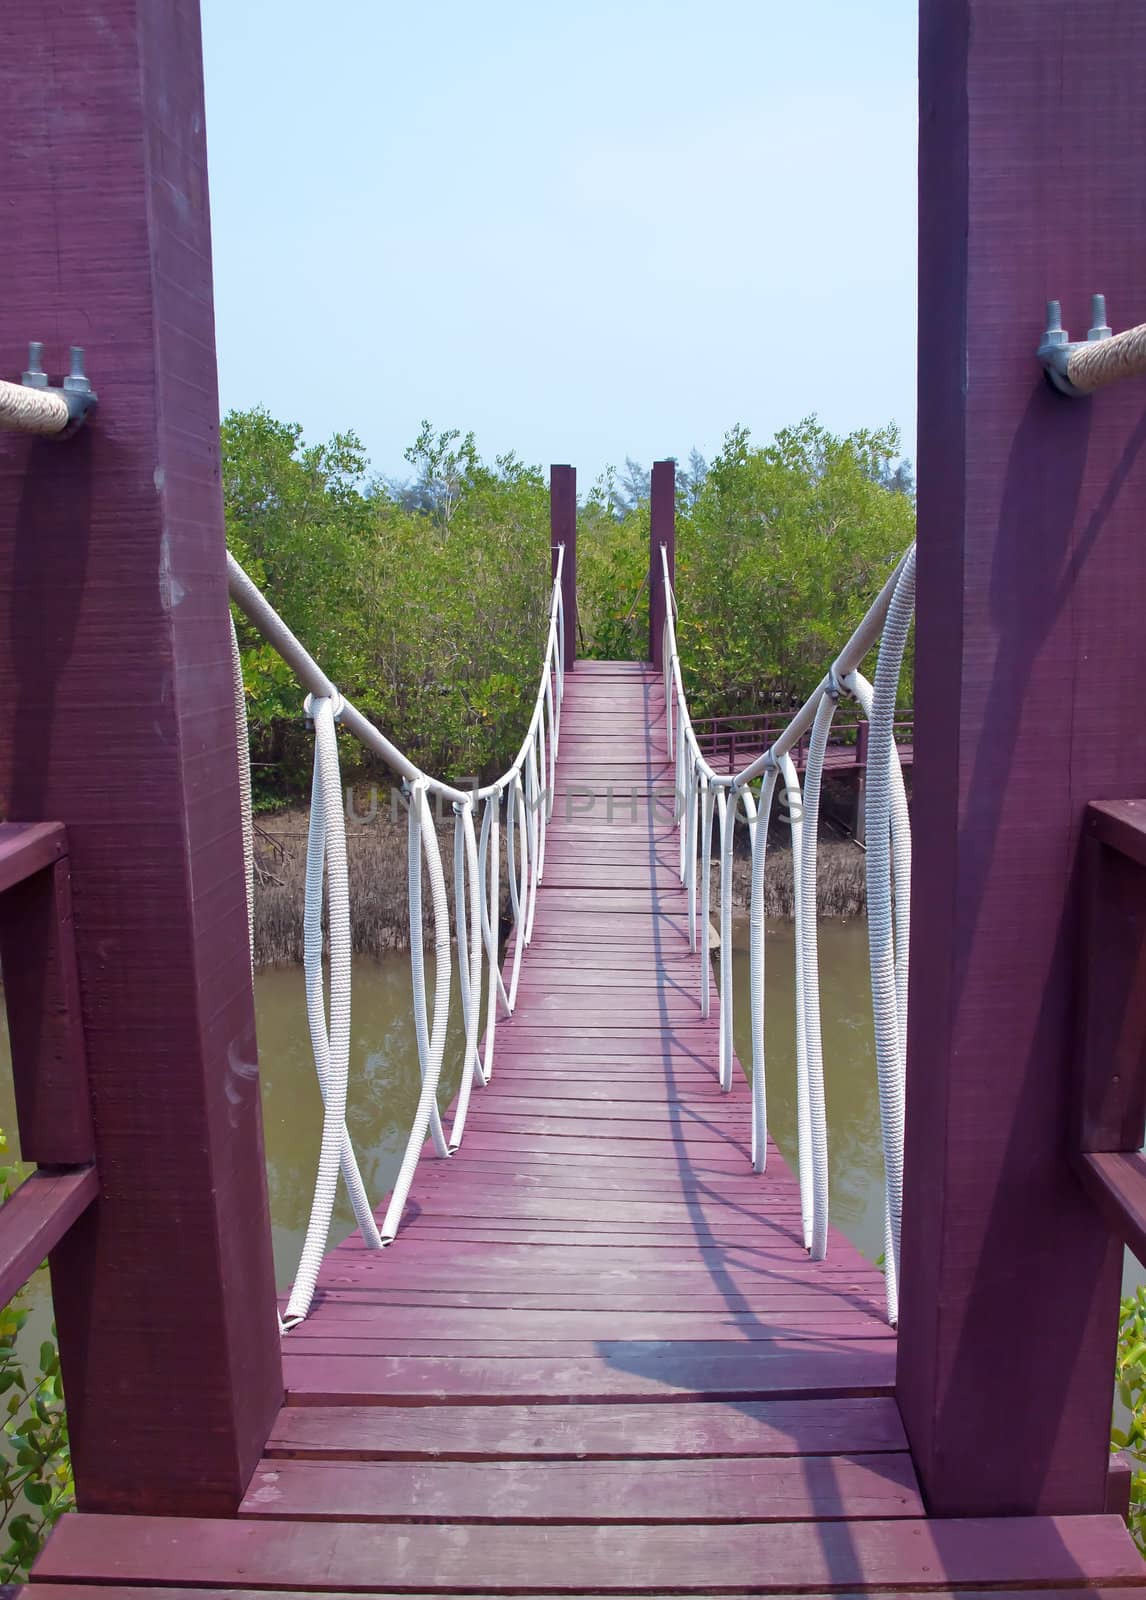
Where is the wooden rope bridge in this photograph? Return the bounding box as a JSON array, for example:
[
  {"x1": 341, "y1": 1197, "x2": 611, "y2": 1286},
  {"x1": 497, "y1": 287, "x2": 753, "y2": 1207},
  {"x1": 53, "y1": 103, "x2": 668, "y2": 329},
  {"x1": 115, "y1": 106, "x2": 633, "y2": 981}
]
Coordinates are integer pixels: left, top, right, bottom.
[
  {"x1": 2, "y1": 1, "x2": 1146, "y2": 1596},
  {"x1": 25, "y1": 662, "x2": 1146, "y2": 1594}
]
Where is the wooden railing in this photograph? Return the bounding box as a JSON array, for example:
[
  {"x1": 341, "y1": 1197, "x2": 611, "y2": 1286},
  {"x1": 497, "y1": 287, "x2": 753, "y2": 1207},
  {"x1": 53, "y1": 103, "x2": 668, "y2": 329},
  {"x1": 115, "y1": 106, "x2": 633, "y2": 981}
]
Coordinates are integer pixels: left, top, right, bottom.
[
  {"x1": 692, "y1": 708, "x2": 914, "y2": 775},
  {"x1": 1075, "y1": 799, "x2": 1146, "y2": 1268},
  {"x1": 0, "y1": 823, "x2": 95, "y2": 1307}
]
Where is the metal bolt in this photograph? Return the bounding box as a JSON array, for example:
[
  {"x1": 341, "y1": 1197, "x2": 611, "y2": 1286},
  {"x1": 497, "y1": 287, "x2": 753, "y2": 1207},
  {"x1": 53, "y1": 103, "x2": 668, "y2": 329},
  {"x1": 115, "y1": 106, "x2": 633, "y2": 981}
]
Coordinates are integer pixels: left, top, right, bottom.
[
  {"x1": 62, "y1": 347, "x2": 93, "y2": 395},
  {"x1": 1042, "y1": 301, "x2": 1068, "y2": 347},
  {"x1": 1087, "y1": 293, "x2": 1112, "y2": 341},
  {"x1": 21, "y1": 341, "x2": 48, "y2": 389}
]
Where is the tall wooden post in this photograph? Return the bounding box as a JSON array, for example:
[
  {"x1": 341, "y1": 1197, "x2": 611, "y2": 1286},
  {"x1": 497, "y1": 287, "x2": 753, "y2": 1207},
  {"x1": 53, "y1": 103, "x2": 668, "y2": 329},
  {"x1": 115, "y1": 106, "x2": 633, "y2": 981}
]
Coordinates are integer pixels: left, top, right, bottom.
[
  {"x1": 649, "y1": 460, "x2": 676, "y2": 671},
  {"x1": 550, "y1": 465, "x2": 577, "y2": 670},
  {"x1": 0, "y1": 1, "x2": 282, "y2": 1514},
  {"x1": 899, "y1": 0, "x2": 1146, "y2": 1517}
]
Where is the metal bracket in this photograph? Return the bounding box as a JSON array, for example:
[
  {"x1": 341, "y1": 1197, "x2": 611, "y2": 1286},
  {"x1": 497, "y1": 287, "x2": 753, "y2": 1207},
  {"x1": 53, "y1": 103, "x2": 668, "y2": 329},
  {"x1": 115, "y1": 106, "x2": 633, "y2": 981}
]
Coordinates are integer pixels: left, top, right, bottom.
[
  {"x1": 21, "y1": 343, "x2": 98, "y2": 434},
  {"x1": 1038, "y1": 296, "x2": 1112, "y2": 398}
]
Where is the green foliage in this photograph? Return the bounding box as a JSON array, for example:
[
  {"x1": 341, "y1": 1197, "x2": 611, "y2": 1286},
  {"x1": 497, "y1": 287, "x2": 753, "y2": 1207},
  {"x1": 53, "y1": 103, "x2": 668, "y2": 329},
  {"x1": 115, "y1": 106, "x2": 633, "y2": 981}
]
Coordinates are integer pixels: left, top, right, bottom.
[
  {"x1": 1112, "y1": 1286, "x2": 1146, "y2": 1554},
  {"x1": 673, "y1": 418, "x2": 915, "y2": 720},
  {"x1": 225, "y1": 411, "x2": 914, "y2": 798},
  {"x1": 224, "y1": 410, "x2": 550, "y2": 799},
  {"x1": 576, "y1": 470, "x2": 649, "y2": 662},
  {"x1": 0, "y1": 1131, "x2": 73, "y2": 1585}
]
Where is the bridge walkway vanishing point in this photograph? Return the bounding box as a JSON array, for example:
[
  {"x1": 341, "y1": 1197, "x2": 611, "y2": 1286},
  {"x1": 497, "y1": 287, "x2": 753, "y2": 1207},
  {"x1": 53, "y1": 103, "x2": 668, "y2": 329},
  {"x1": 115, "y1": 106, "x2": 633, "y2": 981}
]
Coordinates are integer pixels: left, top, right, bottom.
[{"x1": 31, "y1": 662, "x2": 1145, "y2": 1595}]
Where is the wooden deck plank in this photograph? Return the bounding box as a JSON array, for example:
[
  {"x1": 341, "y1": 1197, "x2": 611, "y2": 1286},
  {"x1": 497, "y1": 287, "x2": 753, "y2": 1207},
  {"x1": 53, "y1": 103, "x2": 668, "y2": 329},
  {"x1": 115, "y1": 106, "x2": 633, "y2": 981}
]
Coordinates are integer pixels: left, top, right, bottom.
[
  {"x1": 240, "y1": 1452, "x2": 924, "y2": 1522},
  {"x1": 264, "y1": 1396, "x2": 908, "y2": 1460},
  {"x1": 18, "y1": 1591, "x2": 1141, "y2": 1600},
  {"x1": 37, "y1": 1512, "x2": 1146, "y2": 1591}
]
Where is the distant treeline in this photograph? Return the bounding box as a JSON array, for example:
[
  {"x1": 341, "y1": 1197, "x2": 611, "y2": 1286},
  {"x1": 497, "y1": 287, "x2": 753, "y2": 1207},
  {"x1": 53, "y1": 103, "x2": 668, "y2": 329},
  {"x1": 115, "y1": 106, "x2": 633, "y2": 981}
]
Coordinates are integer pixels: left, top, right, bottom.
[{"x1": 224, "y1": 410, "x2": 915, "y2": 808}]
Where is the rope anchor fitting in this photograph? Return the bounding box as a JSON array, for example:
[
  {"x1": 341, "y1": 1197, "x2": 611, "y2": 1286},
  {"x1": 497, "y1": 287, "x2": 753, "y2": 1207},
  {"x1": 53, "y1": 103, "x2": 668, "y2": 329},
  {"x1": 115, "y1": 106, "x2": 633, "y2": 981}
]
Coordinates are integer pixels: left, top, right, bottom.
[
  {"x1": 0, "y1": 343, "x2": 97, "y2": 436},
  {"x1": 1038, "y1": 296, "x2": 1146, "y2": 397}
]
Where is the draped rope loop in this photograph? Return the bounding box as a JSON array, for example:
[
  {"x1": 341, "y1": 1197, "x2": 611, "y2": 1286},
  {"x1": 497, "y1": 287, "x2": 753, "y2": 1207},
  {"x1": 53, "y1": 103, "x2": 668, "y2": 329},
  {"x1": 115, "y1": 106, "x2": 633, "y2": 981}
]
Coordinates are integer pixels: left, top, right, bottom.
[
  {"x1": 229, "y1": 547, "x2": 567, "y2": 1327},
  {"x1": 659, "y1": 542, "x2": 915, "y2": 1316}
]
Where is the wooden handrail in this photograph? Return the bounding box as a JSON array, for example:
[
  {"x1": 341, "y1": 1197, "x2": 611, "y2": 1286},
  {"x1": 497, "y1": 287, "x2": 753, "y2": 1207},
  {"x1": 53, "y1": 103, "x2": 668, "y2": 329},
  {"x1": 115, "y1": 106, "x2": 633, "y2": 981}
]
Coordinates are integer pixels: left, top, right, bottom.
[
  {"x1": 0, "y1": 1167, "x2": 98, "y2": 1308},
  {"x1": 1074, "y1": 799, "x2": 1146, "y2": 1264},
  {"x1": 1076, "y1": 1152, "x2": 1146, "y2": 1267},
  {"x1": 0, "y1": 822, "x2": 67, "y2": 894}
]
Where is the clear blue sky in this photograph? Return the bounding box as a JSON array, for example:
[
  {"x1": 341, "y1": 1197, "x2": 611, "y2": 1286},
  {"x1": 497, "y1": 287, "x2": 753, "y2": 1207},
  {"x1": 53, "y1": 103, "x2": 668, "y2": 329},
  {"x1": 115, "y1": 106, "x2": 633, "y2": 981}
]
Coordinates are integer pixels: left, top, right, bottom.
[{"x1": 200, "y1": 0, "x2": 917, "y2": 490}]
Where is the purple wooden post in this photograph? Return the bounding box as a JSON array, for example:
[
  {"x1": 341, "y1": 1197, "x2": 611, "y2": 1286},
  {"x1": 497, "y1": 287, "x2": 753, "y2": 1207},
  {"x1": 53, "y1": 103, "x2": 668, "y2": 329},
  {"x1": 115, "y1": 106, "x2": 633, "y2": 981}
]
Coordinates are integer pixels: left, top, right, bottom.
[
  {"x1": 550, "y1": 465, "x2": 577, "y2": 670},
  {"x1": 899, "y1": 0, "x2": 1146, "y2": 1517},
  {"x1": 649, "y1": 460, "x2": 676, "y2": 671},
  {"x1": 0, "y1": 0, "x2": 282, "y2": 1514}
]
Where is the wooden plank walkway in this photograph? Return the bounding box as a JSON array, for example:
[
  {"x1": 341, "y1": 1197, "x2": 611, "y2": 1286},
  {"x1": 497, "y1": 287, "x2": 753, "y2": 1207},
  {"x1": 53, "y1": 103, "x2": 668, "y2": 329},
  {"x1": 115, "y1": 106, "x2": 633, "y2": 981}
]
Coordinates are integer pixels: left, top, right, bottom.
[{"x1": 28, "y1": 662, "x2": 1145, "y2": 1594}]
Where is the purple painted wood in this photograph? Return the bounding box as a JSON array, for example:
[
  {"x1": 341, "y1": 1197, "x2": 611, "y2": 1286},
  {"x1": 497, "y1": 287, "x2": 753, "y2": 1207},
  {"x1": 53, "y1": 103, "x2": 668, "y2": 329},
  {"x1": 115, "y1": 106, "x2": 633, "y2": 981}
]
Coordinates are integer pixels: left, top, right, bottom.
[
  {"x1": 1076, "y1": 805, "x2": 1146, "y2": 1154},
  {"x1": 0, "y1": 1167, "x2": 98, "y2": 1308},
  {"x1": 900, "y1": 0, "x2": 1146, "y2": 1518},
  {"x1": 34, "y1": 1509, "x2": 1146, "y2": 1592},
  {"x1": 648, "y1": 459, "x2": 675, "y2": 671},
  {"x1": 550, "y1": 464, "x2": 577, "y2": 670},
  {"x1": 0, "y1": 0, "x2": 281, "y2": 1514},
  {"x1": 0, "y1": 835, "x2": 94, "y2": 1165},
  {"x1": 1077, "y1": 1153, "x2": 1146, "y2": 1268},
  {"x1": 0, "y1": 822, "x2": 67, "y2": 892}
]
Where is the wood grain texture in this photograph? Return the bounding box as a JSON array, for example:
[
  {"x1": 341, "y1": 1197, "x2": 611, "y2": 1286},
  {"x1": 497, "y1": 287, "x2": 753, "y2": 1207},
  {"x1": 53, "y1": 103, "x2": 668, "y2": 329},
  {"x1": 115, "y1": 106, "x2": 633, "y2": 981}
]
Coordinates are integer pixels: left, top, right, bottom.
[
  {"x1": 35, "y1": 1511, "x2": 1146, "y2": 1591},
  {"x1": 1076, "y1": 1152, "x2": 1146, "y2": 1268},
  {"x1": 901, "y1": 0, "x2": 1146, "y2": 1520},
  {"x1": 0, "y1": 0, "x2": 281, "y2": 1515},
  {"x1": 0, "y1": 847, "x2": 94, "y2": 1164},
  {"x1": 649, "y1": 466, "x2": 674, "y2": 672},
  {"x1": 240, "y1": 1453, "x2": 924, "y2": 1523},
  {"x1": 550, "y1": 465, "x2": 577, "y2": 670},
  {"x1": 0, "y1": 1167, "x2": 97, "y2": 1307},
  {"x1": 1076, "y1": 819, "x2": 1146, "y2": 1153}
]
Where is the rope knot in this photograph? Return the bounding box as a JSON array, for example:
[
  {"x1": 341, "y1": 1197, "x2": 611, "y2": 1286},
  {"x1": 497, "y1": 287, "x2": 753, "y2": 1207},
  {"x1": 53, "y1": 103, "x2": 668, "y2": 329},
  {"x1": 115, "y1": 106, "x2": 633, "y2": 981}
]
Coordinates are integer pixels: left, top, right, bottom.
[{"x1": 303, "y1": 689, "x2": 345, "y2": 723}]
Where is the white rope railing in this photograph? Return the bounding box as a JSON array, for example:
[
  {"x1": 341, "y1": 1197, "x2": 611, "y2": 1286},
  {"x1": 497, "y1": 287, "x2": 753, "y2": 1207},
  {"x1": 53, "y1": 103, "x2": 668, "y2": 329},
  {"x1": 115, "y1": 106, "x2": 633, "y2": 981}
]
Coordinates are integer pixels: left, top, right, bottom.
[
  {"x1": 660, "y1": 541, "x2": 916, "y2": 1323},
  {"x1": 229, "y1": 547, "x2": 566, "y2": 1327}
]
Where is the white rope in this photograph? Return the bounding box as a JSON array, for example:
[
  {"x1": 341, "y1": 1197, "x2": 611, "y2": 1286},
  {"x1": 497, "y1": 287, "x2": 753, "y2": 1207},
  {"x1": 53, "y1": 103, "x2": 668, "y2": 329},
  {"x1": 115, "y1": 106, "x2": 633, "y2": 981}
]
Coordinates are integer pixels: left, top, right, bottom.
[
  {"x1": 406, "y1": 781, "x2": 451, "y2": 1163},
  {"x1": 233, "y1": 548, "x2": 568, "y2": 1325},
  {"x1": 282, "y1": 695, "x2": 381, "y2": 1330},
  {"x1": 780, "y1": 752, "x2": 815, "y2": 1253},
  {"x1": 505, "y1": 775, "x2": 528, "y2": 1009},
  {"x1": 524, "y1": 745, "x2": 541, "y2": 943},
  {"x1": 717, "y1": 788, "x2": 734, "y2": 1093},
  {"x1": 686, "y1": 759, "x2": 699, "y2": 951},
  {"x1": 227, "y1": 545, "x2": 566, "y2": 811},
  {"x1": 698, "y1": 775, "x2": 714, "y2": 1019},
  {"x1": 842, "y1": 548, "x2": 916, "y2": 1324},
  {"x1": 1066, "y1": 321, "x2": 1146, "y2": 394},
  {"x1": 452, "y1": 801, "x2": 487, "y2": 1121},
  {"x1": 230, "y1": 613, "x2": 254, "y2": 973},
  {"x1": 657, "y1": 539, "x2": 915, "y2": 1316},
  {"x1": 742, "y1": 773, "x2": 778, "y2": 1172},
  {"x1": 478, "y1": 794, "x2": 506, "y2": 1083},
  {"x1": 0, "y1": 378, "x2": 69, "y2": 435},
  {"x1": 380, "y1": 781, "x2": 454, "y2": 1240},
  {"x1": 795, "y1": 694, "x2": 835, "y2": 1262}
]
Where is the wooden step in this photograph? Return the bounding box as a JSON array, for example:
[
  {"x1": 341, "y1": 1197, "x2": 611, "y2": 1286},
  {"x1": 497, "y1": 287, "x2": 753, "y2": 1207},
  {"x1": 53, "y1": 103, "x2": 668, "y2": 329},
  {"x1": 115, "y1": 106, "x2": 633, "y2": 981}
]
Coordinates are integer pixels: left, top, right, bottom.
[{"x1": 35, "y1": 1511, "x2": 1146, "y2": 1592}]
